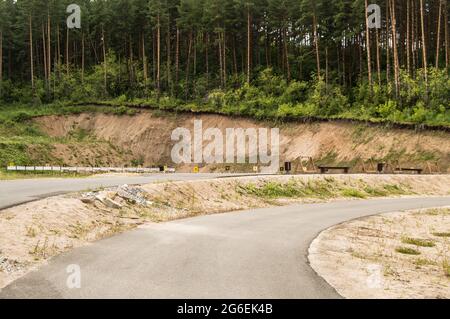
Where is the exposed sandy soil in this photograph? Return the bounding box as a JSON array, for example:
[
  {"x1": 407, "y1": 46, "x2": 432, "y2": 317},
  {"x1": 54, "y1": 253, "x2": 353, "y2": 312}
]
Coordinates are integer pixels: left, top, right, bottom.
[
  {"x1": 34, "y1": 111, "x2": 450, "y2": 172},
  {"x1": 139, "y1": 174, "x2": 450, "y2": 216},
  {"x1": 309, "y1": 207, "x2": 450, "y2": 299},
  {"x1": 1, "y1": 174, "x2": 449, "y2": 289}
]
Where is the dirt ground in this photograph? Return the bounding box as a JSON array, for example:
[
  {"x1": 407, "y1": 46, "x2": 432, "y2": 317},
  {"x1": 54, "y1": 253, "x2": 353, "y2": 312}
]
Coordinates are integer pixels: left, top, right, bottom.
[
  {"x1": 34, "y1": 111, "x2": 450, "y2": 172},
  {"x1": 309, "y1": 207, "x2": 450, "y2": 299},
  {"x1": 1, "y1": 174, "x2": 450, "y2": 290}
]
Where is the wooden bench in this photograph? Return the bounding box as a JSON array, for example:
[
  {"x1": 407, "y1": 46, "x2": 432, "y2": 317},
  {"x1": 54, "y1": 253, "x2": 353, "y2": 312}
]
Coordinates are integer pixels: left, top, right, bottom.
[
  {"x1": 319, "y1": 166, "x2": 350, "y2": 174},
  {"x1": 395, "y1": 168, "x2": 423, "y2": 174}
]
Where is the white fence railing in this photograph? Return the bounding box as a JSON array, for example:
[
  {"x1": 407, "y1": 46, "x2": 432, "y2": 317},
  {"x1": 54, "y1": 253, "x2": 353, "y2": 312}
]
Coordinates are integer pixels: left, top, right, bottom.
[{"x1": 6, "y1": 166, "x2": 176, "y2": 173}]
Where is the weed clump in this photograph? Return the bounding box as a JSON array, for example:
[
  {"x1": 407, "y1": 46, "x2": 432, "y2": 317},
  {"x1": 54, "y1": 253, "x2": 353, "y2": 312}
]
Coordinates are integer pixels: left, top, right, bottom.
[
  {"x1": 401, "y1": 237, "x2": 435, "y2": 248},
  {"x1": 396, "y1": 247, "x2": 421, "y2": 255}
]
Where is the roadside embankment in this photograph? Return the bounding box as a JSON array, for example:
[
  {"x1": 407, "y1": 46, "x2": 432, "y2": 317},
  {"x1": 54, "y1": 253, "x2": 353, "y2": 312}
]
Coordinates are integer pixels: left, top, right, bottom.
[{"x1": 5, "y1": 110, "x2": 448, "y2": 172}]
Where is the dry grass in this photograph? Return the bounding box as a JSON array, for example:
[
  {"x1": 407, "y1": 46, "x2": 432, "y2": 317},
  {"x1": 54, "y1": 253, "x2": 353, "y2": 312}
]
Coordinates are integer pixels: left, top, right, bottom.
[
  {"x1": 401, "y1": 237, "x2": 435, "y2": 248},
  {"x1": 396, "y1": 247, "x2": 421, "y2": 255},
  {"x1": 443, "y1": 260, "x2": 450, "y2": 277},
  {"x1": 309, "y1": 207, "x2": 450, "y2": 299}
]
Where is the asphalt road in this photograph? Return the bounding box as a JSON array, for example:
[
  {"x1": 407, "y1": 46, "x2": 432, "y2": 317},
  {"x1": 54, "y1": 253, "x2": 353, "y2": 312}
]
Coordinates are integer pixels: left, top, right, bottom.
[
  {"x1": 0, "y1": 173, "x2": 237, "y2": 210},
  {"x1": 1, "y1": 196, "x2": 449, "y2": 299}
]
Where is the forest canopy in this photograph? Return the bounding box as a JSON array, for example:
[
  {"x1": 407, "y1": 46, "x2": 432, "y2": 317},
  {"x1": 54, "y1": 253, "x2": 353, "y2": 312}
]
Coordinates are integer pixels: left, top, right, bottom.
[{"x1": 0, "y1": 0, "x2": 449, "y2": 126}]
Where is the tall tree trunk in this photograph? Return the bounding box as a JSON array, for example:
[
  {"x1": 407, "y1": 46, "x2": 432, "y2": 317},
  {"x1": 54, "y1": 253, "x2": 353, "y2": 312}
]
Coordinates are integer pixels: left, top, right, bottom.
[
  {"x1": 152, "y1": 31, "x2": 156, "y2": 84},
  {"x1": 142, "y1": 33, "x2": 148, "y2": 88},
  {"x1": 205, "y1": 32, "x2": 209, "y2": 88},
  {"x1": 376, "y1": 29, "x2": 381, "y2": 86},
  {"x1": 81, "y1": 33, "x2": 85, "y2": 83},
  {"x1": 342, "y1": 40, "x2": 346, "y2": 87},
  {"x1": 218, "y1": 32, "x2": 223, "y2": 88},
  {"x1": 42, "y1": 24, "x2": 47, "y2": 82},
  {"x1": 66, "y1": 27, "x2": 69, "y2": 76},
  {"x1": 358, "y1": 34, "x2": 363, "y2": 82},
  {"x1": 129, "y1": 36, "x2": 134, "y2": 84},
  {"x1": 247, "y1": 5, "x2": 251, "y2": 84},
  {"x1": 445, "y1": 0, "x2": 449, "y2": 71},
  {"x1": 0, "y1": 30, "x2": 3, "y2": 96},
  {"x1": 312, "y1": 8, "x2": 321, "y2": 80},
  {"x1": 47, "y1": 12, "x2": 51, "y2": 82},
  {"x1": 57, "y1": 25, "x2": 61, "y2": 69},
  {"x1": 406, "y1": 0, "x2": 411, "y2": 74},
  {"x1": 102, "y1": 26, "x2": 107, "y2": 96},
  {"x1": 194, "y1": 33, "x2": 198, "y2": 80},
  {"x1": 325, "y1": 47, "x2": 329, "y2": 87},
  {"x1": 283, "y1": 26, "x2": 291, "y2": 82},
  {"x1": 175, "y1": 27, "x2": 180, "y2": 86},
  {"x1": 185, "y1": 31, "x2": 193, "y2": 99},
  {"x1": 411, "y1": 0, "x2": 417, "y2": 75},
  {"x1": 156, "y1": 14, "x2": 161, "y2": 99},
  {"x1": 435, "y1": 0, "x2": 442, "y2": 68},
  {"x1": 222, "y1": 31, "x2": 226, "y2": 88},
  {"x1": 386, "y1": 0, "x2": 391, "y2": 85},
  {"x1": 167, "y1": 21, "x2": 172, "y2": 95},
  {"x1": 29, "y1": 15, "x2": 34, "y2": 90},
  {"x1": 419, "y1": 0, "x2": 428, "y2": 89},
  {"x1": 364, "y1": 0, "x2": 373, "y2": 89},
  {"x1": 265, "y1": 26, "x2": 270, "y2": 68},
  {"x1": 232, "y1": 36, "x2": 238, "y2": 76},
  {"x1": 390, "y1": 0, "x2": 400, "y2": 97}
]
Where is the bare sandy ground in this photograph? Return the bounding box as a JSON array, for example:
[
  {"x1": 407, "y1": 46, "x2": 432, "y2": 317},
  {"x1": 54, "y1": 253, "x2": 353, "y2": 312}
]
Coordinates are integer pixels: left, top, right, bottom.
[
  {"x1": 1, "y1": 174, "x2": 450, "y2": 289},
  {"x1": 35, "y1": 111, "x2": 450, "y2": 172},
  {"x1": 309, "y1": 207, "x2": 450, "y2": 299}
]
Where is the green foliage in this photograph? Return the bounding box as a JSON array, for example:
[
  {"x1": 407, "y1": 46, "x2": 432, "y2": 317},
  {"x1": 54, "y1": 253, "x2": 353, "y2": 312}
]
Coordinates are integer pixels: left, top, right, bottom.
[
  {"x1": 396, "y1": 247, "x2": 421, "y2": 255},
  {"x1": 432, "y1": 232, "x2": 450, "y2": 238},
  {"x1": 401, "y1": 237, "x2": 435, "y2": 248},
  {"x1": 0, "y1": 1, "x2": 448, "y2": 127},
  {"x1": 443, "y1": 260, "x2": 450, "y2": 277},
  {"x1": 341, "y1": 189, "x2": 367, "y2": 198}
]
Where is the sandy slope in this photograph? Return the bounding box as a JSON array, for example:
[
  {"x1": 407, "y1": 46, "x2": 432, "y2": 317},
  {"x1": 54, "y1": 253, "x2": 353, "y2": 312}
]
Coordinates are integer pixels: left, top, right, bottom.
[{"x1": 34, "y1": 111, "x2": 450, "y2": 172}]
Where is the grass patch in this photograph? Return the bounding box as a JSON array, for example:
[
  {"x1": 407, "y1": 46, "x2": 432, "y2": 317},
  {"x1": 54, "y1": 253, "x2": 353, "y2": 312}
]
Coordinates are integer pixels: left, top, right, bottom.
[
  {"x1": 425, "y1": 208, "x2": 450, "y2": 216},
  {"x1": 413, "y1": 258, "x2": 437, "y2": 267},
  {"x1": 341, "y1": 189, "x2": 367, "y2": 198},
  {"x1": 401, "y1": 237, "x2": 436, "y2": 248},
  {"x1": 432, "y1": 232, "x2": 450, "y2": 238},
  {"x1": 240, "y1": 181, "x2": 303, "y2": 198},
  {"x1": 382, "y1": 184, "x2": 408, "y2": 195},
  {"x1": 443, "y1": 260, "x2": 450, "y2": 277},
  {"x1": 25, "y1": 226, "x2": 38, "y2": 238},
  {"x1": 237, "y1": 179, "x2": 337, "y2": 199},
  {"x1": 396, "y1": 247, "x2": 421, "y2": 255},
  {"x1": 363, "y1": 187, "x2": 388, "y2": 197},
  {"x1": 237, "y1": 178, "x2": 414, "y2": 201}
]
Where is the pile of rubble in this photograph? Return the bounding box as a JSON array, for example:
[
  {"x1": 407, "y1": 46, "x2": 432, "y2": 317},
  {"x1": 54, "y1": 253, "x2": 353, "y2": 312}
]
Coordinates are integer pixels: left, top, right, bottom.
[{"x1": 80, "y1": 184, "x2": 152, "y2": 209}]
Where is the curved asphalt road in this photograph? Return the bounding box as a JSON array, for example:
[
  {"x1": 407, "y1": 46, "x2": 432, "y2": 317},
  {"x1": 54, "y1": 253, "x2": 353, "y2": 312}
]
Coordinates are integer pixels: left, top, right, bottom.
[
  {"x1": 0, "y1": 173, "x2": 240, "y2": 210},
  {"x1": 1, "y1": 196, "x2": 449, "y2": 299}
]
